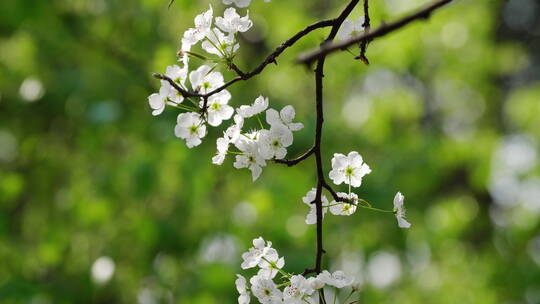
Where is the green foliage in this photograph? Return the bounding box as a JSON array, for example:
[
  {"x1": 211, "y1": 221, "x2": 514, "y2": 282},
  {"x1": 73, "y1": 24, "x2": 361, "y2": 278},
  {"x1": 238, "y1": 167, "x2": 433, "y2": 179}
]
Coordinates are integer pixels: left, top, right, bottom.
[{"x1": 1, "y1": 0, "x2": 539, "y2": 303}]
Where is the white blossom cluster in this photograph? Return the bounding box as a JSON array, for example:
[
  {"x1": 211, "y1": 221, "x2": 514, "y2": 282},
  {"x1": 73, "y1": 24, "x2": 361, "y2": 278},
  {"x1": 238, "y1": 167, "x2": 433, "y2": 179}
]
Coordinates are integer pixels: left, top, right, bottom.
[
  {"x1": 147, "y1": 3, "x2": 303, "y2": 180},
  {"x1": 146, "y1": 2, "x2": 413, "y2": 303},
  {"x1": 236, "y1": 237, "x2": 356, "y2": 304}
]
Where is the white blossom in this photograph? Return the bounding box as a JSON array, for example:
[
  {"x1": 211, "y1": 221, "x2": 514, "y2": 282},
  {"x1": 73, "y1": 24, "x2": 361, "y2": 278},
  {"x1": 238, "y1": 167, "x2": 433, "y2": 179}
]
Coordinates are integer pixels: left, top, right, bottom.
[
  {"x1": 203, "y1": 90, "x2": 234, "y2": 127},
  {"x1": 181, "y1": 6, "x2": 214, "y2": 50},
  {"x1": 240, "y1": 237, "x2": 274, "y2": 269},
  {"x1": 266, "y1": 105, "x2": 303, "y2": 132},
  {"x1": 216, "y1": 8, "x2": 253, "y2": 36},
  {"x1": 226, "y1": 114, "x2": 245, "y2": 144},
  {"x1": 189, "y1": 65, "x2": 224, "y2": 94},
  {"x1": 329, "y1": 192, "x2": 358, "y2": 216},
  {"x1": 318, "y1": 270, "x2": 355, "y2": 288},
  {"x1": 393, "y1": 192, "x2": 411, "y2": 228},
  {"x1": 236, "y1": 274, "x2": 251, "y2": 304},
  {"x1": 147, "y1": 85, "x2": 168, "y2": 116},
  {"x1": 329, "y1": 151, "x2": 371, "y2": 187},
  {"x1": 212, "y1": 134, "x2": 231, "y2": 165},
  {"x1": 257, "y1": 249, "x2": 285, "y2": 279},
  {"x1": 223, "y1": 0, "x2": 271, "y2": 8},
  {"x1": 302, "y1": 188, "x2": 329, "y2": 225},
  {"x1": 283, "y1": 275, "x2": 315, "y2": 304},
  {"x1": 250, "y1": 274, "x2": 283, "y2": 304},
  {"x1": 174, "y1": 112, "x2": 206, "y2": 148},
  {"x1": 338, "y1": 16, "x2": 365, "y2": 41},
  {"x1": 201, "y1": 28, "x2": 239, "y2": 58},
  {"x1": 306, "y1": 277, "x2": 325, "y2": 291},
  {"x1": 234, "y1": 135, "x2": 267, "y2": 181},
  {"x1": 238, "y1": 95, "x2": 269, "y2": 118},
  {"x1": 258, "y1": 125, "x2": 293, "y2": 160}
]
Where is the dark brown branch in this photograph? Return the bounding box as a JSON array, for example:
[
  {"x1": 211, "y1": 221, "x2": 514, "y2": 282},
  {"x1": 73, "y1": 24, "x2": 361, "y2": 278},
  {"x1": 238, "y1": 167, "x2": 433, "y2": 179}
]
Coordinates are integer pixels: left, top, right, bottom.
[
  {"x1": 357, "y1": 0, "x2": 371, "y2": 64},
  {"x1": 311, "y1": 0, "x2": 360, "y2": 277},
  {"x1": 154, "y1": 19, "x2": 335, "y2": 101},
  {"x1": 297, "y1": 0, "x2": 455, "y2": 64},
  {"x1": 274, "y1": 146, "x2": 316, "y2": 167},
  {"x1": 152, "y1": 73, "x2": 199, "y2": 98}
]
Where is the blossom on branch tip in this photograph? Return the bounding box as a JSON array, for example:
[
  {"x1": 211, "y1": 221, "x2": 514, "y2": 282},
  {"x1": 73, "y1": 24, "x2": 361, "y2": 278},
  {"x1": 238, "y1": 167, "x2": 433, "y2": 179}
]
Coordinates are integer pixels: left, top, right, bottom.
[
  {"x1": 393, "y1": 192, "x2": 411, "y2": 228},
  {"x1": 238, "y1": 95, "x2": 269, "y2": 118},
  {"x1": 266, "y1": 105, "x2": 304, "y2": 132},
  {"x1": 216, "y1": 8, "x2": 253, "y2": 36},
  {"x1": 329, "y1": 151, "x2": 371, "y2": 187},
  {"x1": 329, "y1": 192, "x2": 358, "y2": 216},
  {"x1": 257, "y1": 249, "x2": 284, "y2": 279},
  {"x1": 302, "y1": 188, "x2": 329, "y2": 225},
  {"x1": 174, "y1": 112, "x2": 207, "y2": 148},
  {"x1": 201, "y1": 28, "x2": 239, "y2": 58},
  {"x1": 147, "y1": 86, "x2": 168, "y2": 116},
  {"x1": 241, "y1": 237, "x2": 274, "y2": 269},
  {"x1": 182, "y1": 6, "x2": 214, "y2": 50},
  {"x1": 338, "y1": 16, "x2": 366, "y2": 41}
]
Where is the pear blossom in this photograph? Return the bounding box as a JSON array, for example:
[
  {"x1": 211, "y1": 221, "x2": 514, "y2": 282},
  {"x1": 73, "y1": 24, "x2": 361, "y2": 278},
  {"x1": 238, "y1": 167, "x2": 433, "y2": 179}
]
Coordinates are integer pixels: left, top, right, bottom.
[
  {"x1": 226, "y1": 114, "x2": 245, "y2": 144},
  {"x1": 147, "y1": 85, "x2": 168, "y2": 116},
  {"x1": 189, "y1": 65, "x2": 224, "y2": 94},
  {"x1": 238, "y1": 95, "x2": 269, "y2": 118},
  {"x1": 174, "y1": 112, "x2": 207, "y2": 148},
  {"x1": 329, "y1": 192, "x2": 358, "y2": 216},
  {"x1": 181, "y1": 6, "x2": 214, "y2": 50},
  {"x1": 234, "y1": 135, "x2": 267, "y2": 181},
  {"x1": 163, "y1": 64, "x2": 188, "y2": 105},
  {"x1": 318, "y1": 270, "x2": 355, "y2": 288},
  {"x1": 393, "y1": 192, "x2": 411, "y2": 228},
  {"x1": 266, "y1": 105, "x2": 304, "y2": 131},
  {"x1": 338, "y1": 16, "x2": 365, "y2": 41},
  {"x1": 223, "y1": 0, "x2": 271, "y2": 8},
  {"x1": 283, "y1": 275, "x2": 315, "y2": 304},
  {"x1": 302, "y1": 188, "x2": 329, "y2": 225},
  {"x1": 201, "y1": 28, "x2": 239, "y2": 58},
  {"x1": 212, "y1": 134, "x2": 231, "y2": 165},
  {"x1": 258, "y1": 125, "x2": 293, "y2": 160},
  {"x1": 329, "y1": 151, "x2": 371, "y2": 187},
  {"x1": 236, "y1": 274, "x2": 251, "y2": 304},
  {"x1": 250, "y1": 275, "x2": 283, "y2": 304},
  {"x1": 257, "y1": 250, "x2": 285, "y2": 279},
  {"x1": 216, "y1": 8, "x2": 253, "y2": 35},
  {"x1": 241, "y1": 237, "x2": 274, "y2": 269},
  {"x1": 203, "y1": 90, "x2": 234, "y2": 126},
  {"x1": 306, "y1": 276, "x2": 325, "y2": 290}
]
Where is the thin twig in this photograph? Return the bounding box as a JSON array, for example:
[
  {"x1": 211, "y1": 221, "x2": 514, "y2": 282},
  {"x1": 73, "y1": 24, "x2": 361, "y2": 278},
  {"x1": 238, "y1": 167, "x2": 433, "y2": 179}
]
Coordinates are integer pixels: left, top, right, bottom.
[
  {"x1": 274, "y1": 146, "x2": 316, "y2": 167},
  {"x1": 297, "y1": 0, "x2": 455, "y2": 64}
]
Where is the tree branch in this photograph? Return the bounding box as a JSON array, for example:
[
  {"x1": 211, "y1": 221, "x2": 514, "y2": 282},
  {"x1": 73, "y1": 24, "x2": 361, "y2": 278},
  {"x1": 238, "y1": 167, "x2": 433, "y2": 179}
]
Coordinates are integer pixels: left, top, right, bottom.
[
  {"x1": 311, "y1": 0, "x2": 360, "y2": 276},
  {"x1": 297, "y1": 0, "x2": 455, "y2": 64},
  {"x1": 357, "y1": 0, "x2": 371, "y2": 64},
  {"x1": 274, "y1": 146, "x2": 316, "y2": 167}
]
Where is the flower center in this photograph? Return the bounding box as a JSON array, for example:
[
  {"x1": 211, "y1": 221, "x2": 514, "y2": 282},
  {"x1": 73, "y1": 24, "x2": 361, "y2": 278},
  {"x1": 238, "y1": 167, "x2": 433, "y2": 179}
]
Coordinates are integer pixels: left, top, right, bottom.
[
  {"x1": 189, "y1": 125, "x2": 198, "y2": 134},
  {"x1": 345, "y1": 167, "x2": 354, "y2": 176},
  {"x1": 211, "y1": 102, "x2": 221, "y2": 110},
  {"x1": 264, "y1": 288, "x2": 271, "y2": 296},
  {"x1": 203, "y1": 82, "x2": 211, "y2": 89}
]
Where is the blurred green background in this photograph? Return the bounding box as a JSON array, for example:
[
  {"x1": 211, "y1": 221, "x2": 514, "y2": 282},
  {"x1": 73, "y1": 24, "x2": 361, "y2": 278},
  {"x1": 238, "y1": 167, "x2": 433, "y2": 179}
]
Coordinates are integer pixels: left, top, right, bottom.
[{"x1": 1, "y1": 0, "x2": 540, "y2": 303}]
